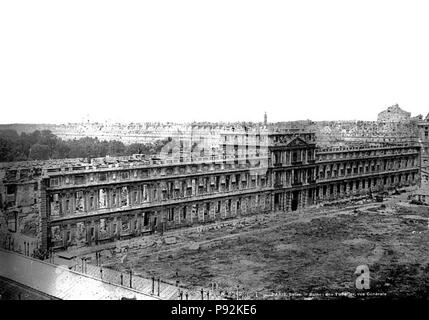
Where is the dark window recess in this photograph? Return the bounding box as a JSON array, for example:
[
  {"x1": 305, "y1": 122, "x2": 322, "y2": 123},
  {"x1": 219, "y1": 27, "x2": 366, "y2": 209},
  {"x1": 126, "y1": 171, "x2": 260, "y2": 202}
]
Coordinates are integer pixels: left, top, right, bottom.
[
  {"x1": 6, "y1": 185, "x2": 16, "y2": 195},
  {"x1": 7, "y1": 213, "x2": 17, "y2": 233},
  {"x1": 20, "y1": 170, "x2": 29, "y2": 179},
  {"x1": 168, "y1": 209, "x2": 175, "y2": 221},
  {"x1": 6, "y1": 170, "x2": 17, "y2": 180},
  {"x1": 75, "y1": 175, "x2": 85, "y2": 184}
]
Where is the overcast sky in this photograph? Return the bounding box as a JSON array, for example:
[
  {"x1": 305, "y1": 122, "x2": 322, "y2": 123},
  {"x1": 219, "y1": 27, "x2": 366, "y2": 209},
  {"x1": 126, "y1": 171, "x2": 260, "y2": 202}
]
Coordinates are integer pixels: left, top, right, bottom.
[{"x1": 1, "y1": 1, "x2": 429, "y2": 124}]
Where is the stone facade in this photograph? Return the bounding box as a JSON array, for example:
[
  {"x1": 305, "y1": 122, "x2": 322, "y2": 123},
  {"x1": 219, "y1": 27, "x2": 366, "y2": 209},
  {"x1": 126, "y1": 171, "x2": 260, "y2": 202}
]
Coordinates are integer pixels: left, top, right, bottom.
[
  {"x1": 0, "y1": 159, "x2": 85, "y2": 255},
  {"x1": 0, "y1": 127, "x2": 421, "y2": 254},
  {"x1": 416, "y1": 116, "x2": 429, "y2": 171},
  {"x1": 313, "y1": 120, "x2": 418, "y2": 146},
  {"x1": 377, "y1": 104, "x2": 411, "y2": 122}
]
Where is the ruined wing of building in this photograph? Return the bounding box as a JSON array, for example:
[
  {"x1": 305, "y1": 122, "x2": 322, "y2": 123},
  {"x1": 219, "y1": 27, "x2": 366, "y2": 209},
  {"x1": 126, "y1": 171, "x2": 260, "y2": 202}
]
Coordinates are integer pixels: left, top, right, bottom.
[{"x1": 0, "y1": 123, "x2": 423, "y2": 255}]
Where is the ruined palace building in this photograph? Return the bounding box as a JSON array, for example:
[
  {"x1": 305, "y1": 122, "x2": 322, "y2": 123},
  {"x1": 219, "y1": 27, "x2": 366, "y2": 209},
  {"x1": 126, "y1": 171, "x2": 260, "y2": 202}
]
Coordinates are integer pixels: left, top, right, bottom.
[{"x1": 1, "y1": 104, "x2": 429, "y2": 255}]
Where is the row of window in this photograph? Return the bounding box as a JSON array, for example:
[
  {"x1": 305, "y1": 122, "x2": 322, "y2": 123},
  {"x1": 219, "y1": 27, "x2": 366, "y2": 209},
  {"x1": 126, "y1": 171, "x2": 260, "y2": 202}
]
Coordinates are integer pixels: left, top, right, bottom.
[
  {"x1": 50, "y1": 195, "x2": 272, "y2": 244},
  {"x1": 317, "y1": 173, "x2": 416, "y2": 198},
  {"x1": 273, "y1": 169, "x2": 315, "y2": 186},
  {"x1": 317, "y1": 148, "x2": 418, "y2": 161},
  {"x1": 48, "y1": 161, "x2": 267, "y2": 188},
  {"x1": 272, "y1": 149, "x2": 316, "y2": 165},
  {"x1": 317, "y1": 158, "x2": 416, "y2": 180},
  {"x1": 49, "y1": 174, "x2": 271, "y2": 216},
  {"x1": 48, "y1": 158, "x2": 419, "y2": 217}
]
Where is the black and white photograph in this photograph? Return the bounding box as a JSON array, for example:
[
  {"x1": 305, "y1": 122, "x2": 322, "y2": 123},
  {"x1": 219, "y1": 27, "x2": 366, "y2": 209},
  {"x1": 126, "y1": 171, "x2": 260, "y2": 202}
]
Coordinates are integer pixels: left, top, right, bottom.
[{"x1": 0, "y1": 0, "x2": 428, "y2": 310}]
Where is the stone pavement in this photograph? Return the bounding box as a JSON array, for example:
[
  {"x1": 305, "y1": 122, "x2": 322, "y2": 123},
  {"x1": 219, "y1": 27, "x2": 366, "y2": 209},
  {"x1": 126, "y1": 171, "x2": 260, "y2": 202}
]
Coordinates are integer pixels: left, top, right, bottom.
[{"x1": 0, "y1": 248, "x2": 160, "y2": 300}]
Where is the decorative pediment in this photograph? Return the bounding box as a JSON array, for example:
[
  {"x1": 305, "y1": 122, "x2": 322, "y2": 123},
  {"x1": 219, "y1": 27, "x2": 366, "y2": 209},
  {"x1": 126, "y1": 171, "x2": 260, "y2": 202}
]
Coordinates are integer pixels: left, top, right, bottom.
[{"x1": 285, "y1": 136, "x2": 309, "y2": 147}]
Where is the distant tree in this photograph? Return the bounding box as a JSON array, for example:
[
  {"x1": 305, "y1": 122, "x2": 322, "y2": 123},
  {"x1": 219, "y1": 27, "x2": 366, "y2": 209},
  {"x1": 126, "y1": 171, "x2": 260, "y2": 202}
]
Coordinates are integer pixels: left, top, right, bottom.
[
  {"x1": 0, "y1": 129, "x2": 19, "y2": 140},
  {"x1": 29, "y1": 143, "x2": 50, "y2": 160},
  {"x1": 51, "y1": 140, "x2": 71, "y2": 159},
  {"x1": 0, "y1": 138, "x2": 15, "y2": 162},
  {"x1": 39, "y1": 130, "x2": 59, "y2": 152},
  {"x1": 29, "y1": 130, "x2": 42, "y2": 144},
  {"x1": 0, "y1": 129, "x2": 172, "y2": 162},
  {"x1": 107, "y1": 140, "x2": 126, "y2": 156},
  {"x1": 126, "y1": 143, "x2": 149, "y2": 155}
]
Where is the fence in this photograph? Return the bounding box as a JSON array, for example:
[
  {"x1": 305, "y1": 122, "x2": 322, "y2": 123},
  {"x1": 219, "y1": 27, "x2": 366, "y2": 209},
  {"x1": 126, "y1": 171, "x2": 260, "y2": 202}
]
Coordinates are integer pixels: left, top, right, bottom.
[{"x1": 74, "y1": 261, "x2": 223, "y2": 300}]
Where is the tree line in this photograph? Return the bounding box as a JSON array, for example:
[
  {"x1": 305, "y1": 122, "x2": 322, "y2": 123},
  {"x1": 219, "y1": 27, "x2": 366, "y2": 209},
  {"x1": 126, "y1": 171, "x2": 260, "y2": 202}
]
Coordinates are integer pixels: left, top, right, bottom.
[{"x1": 0, "y1": 129, "x2": 170, "y2": 162}]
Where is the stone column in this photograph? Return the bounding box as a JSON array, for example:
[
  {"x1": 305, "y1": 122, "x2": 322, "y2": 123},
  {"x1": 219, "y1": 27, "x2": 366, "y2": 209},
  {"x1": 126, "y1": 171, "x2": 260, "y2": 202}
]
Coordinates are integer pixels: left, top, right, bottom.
[
  {"x1": 60, "y1": 195, "x2": 66, "y2": 217},
  {"x1": 230, "y1": 199, "x2": 235, "y2": 217},
  {"x1": 108, "y1": 188, "x2": 114, "y2": 208},
  {"x1": 83, "y1": 191, "x2": 88, "y2": 213},
  {"x1": 126, "y1": 186, "x2": 131, "y2": 206},
  {"x1": 301, "y1": 190, "x2": 307, "y2": 209},
  {"x1": 175, "y1": 208, "x2": 180, "y2": 225},
  {"x1": 94, "y1": 189, "x2": 99, "y2": 211},
  {"x1": 190, "y1": 205, "x2": 195, "y2": 223},
  {"x1": 210, "y1": 202, "x2": 216, "y2": 220},
  {"x1": 71, "y1": 193, "x2": 76, "y2": 215},
  {"x1": 116, "y1": 217, "x2": 122, "y2": 239},
  {"x1": 70, "y1": 223, "x2": 77, "y2": 245},
  {"x1": 220, "y1": 201, "x2": 225, "y2": 219},
  {"x1": 198, "y1": 205, "x2": 204, "y2": 222},
  {"x1": 137, "y1": 187, "x2": 141, "y2": 204},
  {"x1": 94, "y1": 220, "x2": 99, "y2": 244},
  {"x1": 283, "y1": 192, "x2": 287, "y2": 212}
]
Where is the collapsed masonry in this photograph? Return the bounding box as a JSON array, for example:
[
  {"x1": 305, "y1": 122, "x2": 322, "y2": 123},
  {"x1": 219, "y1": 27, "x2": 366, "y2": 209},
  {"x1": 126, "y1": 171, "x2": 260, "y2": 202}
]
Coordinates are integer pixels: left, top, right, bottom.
[
  {"x1": 410, "y1": 168, "x2": 429, "y2": 205},
  {"x1": 377, "y1": 104, "x2": 411, "y2": 122}
]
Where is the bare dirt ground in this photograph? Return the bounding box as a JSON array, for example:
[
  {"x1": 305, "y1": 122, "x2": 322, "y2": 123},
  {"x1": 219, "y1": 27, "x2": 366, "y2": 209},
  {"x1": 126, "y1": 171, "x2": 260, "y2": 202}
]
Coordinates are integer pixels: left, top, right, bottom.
[{"x1": 97, "y1": 193, "x2": 429, "y2": 299}]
